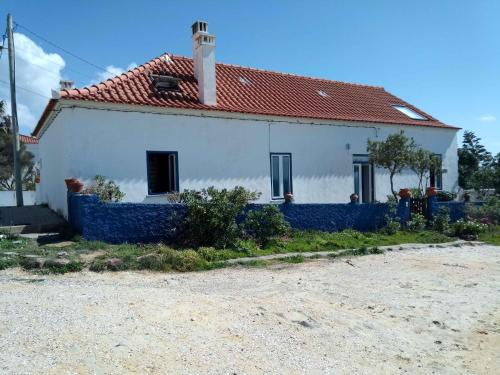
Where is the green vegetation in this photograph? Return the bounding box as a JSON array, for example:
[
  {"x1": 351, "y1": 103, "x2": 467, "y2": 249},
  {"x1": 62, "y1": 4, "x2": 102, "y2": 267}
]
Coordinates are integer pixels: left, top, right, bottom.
[
  {"x1": 82, "y1": 175, "x2": 125, "y2": 202},
  {"x1": 0, "y1": 228, "x2": 456, "y2": 274},
  {"x1": 478, "y1": 226, "x2": 500, "y2": 245}
]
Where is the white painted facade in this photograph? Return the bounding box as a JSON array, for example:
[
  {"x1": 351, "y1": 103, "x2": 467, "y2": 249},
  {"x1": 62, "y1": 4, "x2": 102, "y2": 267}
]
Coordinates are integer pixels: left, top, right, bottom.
[{"x1": 37, "y1": 101, "x2": 459, "y2": 218}]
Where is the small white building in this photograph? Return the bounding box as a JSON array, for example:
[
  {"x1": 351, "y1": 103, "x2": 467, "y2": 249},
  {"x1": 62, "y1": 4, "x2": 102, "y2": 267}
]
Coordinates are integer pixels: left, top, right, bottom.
[{"x1": 33, "y1": 21, "x2": 459, "y2": 218}]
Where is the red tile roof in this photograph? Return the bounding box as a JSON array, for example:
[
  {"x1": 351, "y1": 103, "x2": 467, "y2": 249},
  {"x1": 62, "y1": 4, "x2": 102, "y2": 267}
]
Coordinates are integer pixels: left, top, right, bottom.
[
  {"x1": 42, "y1": 54, "x2": 456, "y2": 133},
  {"x1": 20, "y1": 134, "x2": 38, "y2": 144}
]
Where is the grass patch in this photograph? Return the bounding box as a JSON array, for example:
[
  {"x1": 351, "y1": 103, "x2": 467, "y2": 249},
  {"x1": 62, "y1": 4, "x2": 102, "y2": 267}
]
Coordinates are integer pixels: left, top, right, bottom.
[
  {"x1": 478, "y1": 226, "x2": 500, "y2": 246},
  {"x1": 282, "y1": 255, "x2": 305, "y2": 263},
  {"x1": 0, "y1": 228, "x2": 458, "y2": 273}
]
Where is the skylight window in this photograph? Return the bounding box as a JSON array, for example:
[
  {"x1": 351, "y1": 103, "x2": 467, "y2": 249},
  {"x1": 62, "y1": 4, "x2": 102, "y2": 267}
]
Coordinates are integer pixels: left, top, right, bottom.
[
  {"x1": 392, "y1": 105, "x2": 427, "y2": 120},
  {"x1": 317, "y1": 90, "x2": 329, "y2": 98},
  {"x1": 238, "y1": 76, "x2": 251, "y2": 86}
]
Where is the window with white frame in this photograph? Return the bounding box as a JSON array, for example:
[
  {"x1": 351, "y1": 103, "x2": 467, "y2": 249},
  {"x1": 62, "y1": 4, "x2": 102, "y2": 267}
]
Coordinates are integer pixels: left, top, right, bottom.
[{"x1": 270, "y1": 153, "x2": 292, "y2": 199}]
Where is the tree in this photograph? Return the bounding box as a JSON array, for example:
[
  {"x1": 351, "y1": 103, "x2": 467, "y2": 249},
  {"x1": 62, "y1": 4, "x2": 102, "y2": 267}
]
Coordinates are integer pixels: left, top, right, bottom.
[
  {"x1": 0, "y1": 101, "x2": 35, "y2": 191},
  {"x1": 470, "y1": 153, "x2": 500, "y2": 194},
  {"x1": 458, "y1": 131, "x2": 492, "y2": 189},
  {"x1": 368, "y1": 132, "x2": 416, "y2": 200},
  {"x1": 409, "y1": 148, "x2": 441, "y2": 195}
]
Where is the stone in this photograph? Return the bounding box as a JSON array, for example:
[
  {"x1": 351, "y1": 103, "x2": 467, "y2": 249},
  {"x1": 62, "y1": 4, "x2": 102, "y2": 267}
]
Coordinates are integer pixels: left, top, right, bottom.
[
  {"x1": 2, "y1": 252, "x2": 18, "y2": 257},
  {"x1": 22, "y1": 257, "x2": 47, "y2": 269},
  {"x1": 57, "y1": 251, "x2": 68, "y2": 258},
  {"x1": 46, "y1": 241, "x2": 76, "y2": 248},
  {"x1": 106, "y1": 258, "x2": 124, "y2": 271}
]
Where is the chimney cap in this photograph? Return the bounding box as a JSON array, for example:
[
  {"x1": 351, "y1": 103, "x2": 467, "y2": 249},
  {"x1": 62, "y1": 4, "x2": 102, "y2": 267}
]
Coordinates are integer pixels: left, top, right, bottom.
[
  {"x1": 59, "y1": 80, "x2": 74, "y2": 90},
  {"x1": 192, "y1": 21, "x2": 209, "y2": 35}
]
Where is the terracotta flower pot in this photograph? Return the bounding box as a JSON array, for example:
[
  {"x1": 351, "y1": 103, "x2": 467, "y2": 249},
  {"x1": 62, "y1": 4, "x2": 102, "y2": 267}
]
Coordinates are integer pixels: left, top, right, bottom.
[
  {"x1": 65, "y1": 178, "x2": 77, "y2": 189},
  {"x1": 35, "y1": 176, "x2": 40, "y2": 184},
  {"x1": 71, "y1": 181, "x2": 84, "y2": 193},
  {"x1": 398, "y1": 188, "x2": 412, "y2": 199},
  {"x1": 284, "y1": 192, "x2": 294, "y2": 203},
  {"x1": 426, "y1": 186, "x2": 437, "y2": 197}
]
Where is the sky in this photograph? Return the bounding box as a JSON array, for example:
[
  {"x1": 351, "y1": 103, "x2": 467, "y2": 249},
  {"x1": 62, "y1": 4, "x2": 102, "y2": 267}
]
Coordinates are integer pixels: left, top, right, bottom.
[{"x1": 0, "y1": 0, "x2": 499, "y2": 153}]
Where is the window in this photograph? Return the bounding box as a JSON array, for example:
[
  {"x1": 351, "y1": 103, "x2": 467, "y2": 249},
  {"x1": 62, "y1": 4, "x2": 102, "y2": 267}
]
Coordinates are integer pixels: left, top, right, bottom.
[
  {"x1": 147, "y1": 151, "x2": 178, "y2": 194},
  {"x1": 353, "y1": 154, "x2": 374, "y2": 203},
  {"x1": 429, "y1": 154, "x2": 443, "y2": 190},
  {"x1": 270, "y1": 153, "x2": 292, "y2": 199},
  {"x1": 392, "y1": 105, "x2": 427, "y2": 120}
]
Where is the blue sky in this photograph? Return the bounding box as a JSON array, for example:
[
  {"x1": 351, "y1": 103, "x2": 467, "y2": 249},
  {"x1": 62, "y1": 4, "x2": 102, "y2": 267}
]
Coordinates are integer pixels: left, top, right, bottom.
[{"x1": 1, "y1": 0, "x2": 499, "y2": 153}]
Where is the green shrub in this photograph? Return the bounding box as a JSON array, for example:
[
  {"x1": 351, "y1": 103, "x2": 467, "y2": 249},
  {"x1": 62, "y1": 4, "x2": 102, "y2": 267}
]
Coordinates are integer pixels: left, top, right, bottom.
[
  {"x1": 467, "y1": 197, "x2": 500, "y2": 225},
  {"x1": 407, "y1": 213, "x2": 427, "y2": 232},
  {"x1": 432, "y1": 207, "x2": 451, "y2": 234},
  {"x1": 0, "y1": 257, "x2": 17, "y2": 270},
  {"x1": 83, "y1": 175, "x2": 125, "y2": 202},
  {"x1": 452, "y1": 219, "x2": 488, "y2": 239},
  {"x1": 436, "y1": 190, "x2": 456, "y2": 202},
  {"x1": 382, "y1": 199, "x2": 400, "y2": 235},
  {"x1": 244, "y1": 205, "x2": 290, "y2": 245},
  {"x1": 282, "y1": 255, "x2": 304, "y2": 263},
  {"x1": 180, "y1": 186, "x2": 260, "y2": 248},
  {"x1": 169, "y1": 249, "x2": 208, "y2": 272}
]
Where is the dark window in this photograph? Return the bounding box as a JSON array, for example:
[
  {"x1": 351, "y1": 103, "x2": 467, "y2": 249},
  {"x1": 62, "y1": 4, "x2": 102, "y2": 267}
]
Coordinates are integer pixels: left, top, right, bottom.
[
  {"x1": 147, "y1": 152, "x2": 178, "y2": 194},
  {"x1": 429, "y1": 154, "x2": 443, "y2": 190},
  {"x1": 353, "y1": 154, "x2": 375, "y2": 203},
  {"x1": 270, "y1": 153, "x2": 292, "y2": 199}
]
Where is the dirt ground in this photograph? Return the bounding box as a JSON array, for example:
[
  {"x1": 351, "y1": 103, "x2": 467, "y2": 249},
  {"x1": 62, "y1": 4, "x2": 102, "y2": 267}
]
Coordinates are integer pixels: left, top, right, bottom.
[{"x1": 0, "y1": 244, "x2": 499, "y2": 374}]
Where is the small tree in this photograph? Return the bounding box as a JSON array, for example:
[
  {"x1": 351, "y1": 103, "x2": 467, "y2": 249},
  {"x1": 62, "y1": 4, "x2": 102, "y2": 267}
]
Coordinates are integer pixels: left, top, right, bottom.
[
  {"x1": 458, "y1": 131, "x2": 492, "y2": 189},
  {"x1": 409, "y1": 148, "x2": 442, "y2": 195},
  {"x1": 367, "y1": 132, "x2": 416, "y2": 200},
  {"x1": 0, "y1": 101, "x2": 35, "y2": 191}
]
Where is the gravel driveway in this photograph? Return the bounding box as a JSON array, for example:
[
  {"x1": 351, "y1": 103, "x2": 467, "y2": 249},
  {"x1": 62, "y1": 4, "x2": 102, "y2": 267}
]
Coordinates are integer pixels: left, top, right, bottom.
[{"x1": 1, "y1": 244, "x2": 499, "y2": 374}]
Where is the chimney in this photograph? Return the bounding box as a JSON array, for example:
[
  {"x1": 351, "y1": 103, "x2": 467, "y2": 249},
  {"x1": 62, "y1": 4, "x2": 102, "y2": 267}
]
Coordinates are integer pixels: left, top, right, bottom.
[
  {"x1": 192, "y1": 21, "x2": 216, "y2": 106},
  {"x1": 59, "y1": 80, "x2": 74, "y2": 90}
]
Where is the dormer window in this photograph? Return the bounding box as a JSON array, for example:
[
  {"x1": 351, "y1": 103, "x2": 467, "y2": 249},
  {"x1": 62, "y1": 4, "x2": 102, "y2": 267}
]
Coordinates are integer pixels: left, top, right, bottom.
[
  {"x1": 392, "y1": 105, "x2": 427, "y2": 120},
  {"x1": 150, "y1": 74, "x2": 181, "y2": 92}
]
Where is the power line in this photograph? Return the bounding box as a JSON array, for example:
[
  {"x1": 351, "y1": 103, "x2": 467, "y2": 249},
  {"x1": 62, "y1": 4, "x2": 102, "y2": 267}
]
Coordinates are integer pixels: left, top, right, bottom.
[
  {"x1": 0, "y1": 78, "x2": 51, "y2": 99},
  {"x1": 14, "y1": 22, "x2": 116, "y2": 76}
]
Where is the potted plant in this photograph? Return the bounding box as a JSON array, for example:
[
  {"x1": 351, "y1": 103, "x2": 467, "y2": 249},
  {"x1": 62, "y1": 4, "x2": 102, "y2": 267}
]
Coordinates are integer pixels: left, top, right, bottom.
[
  {"x1": 398, "y1": 188, "x2": 412, "y2": 199},
  {"x1": 284, "y1": 192, "x2": 293, "y2": 203},
  {"x1": 426, "y1": 186, "x2": 437, "y2": 197}
]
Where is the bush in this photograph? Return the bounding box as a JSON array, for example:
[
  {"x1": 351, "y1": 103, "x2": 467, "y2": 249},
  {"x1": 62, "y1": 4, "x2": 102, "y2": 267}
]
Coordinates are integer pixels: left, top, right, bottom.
[
  {"x1": 436, "y1": 190, "x2": 456, "y2": 202},
  {"x1": 467, "y1": 196, "x2": 500, "y2": 225},
  {"x1": 432, "y1": 207, "x2": 451, "y2": 234},
  {"x1": 244, "y1": 205, "x2": 290, "y2": 245},
  {"x1": 382, "y1": 199, "x2": 400, "y2": 235},
  {"x1": 83, "y1": 175, "x2": 125, "y2": 202},
  {"x1": 452, "y1": 219, "x2": 488, "y2": 239},
  {"x1": 407, "y1": 213, "x2": 427, "y2": 232},
  {"x1": 180, "y1": 186, "x2": 260, "y2": 248}
]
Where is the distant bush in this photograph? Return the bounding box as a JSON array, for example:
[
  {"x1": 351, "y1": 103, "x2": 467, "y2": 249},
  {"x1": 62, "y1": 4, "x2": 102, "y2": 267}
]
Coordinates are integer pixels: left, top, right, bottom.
[
  {"x1": 180, "y1": 186, "x2": 260, "y2": 248},
  {"x1": 432, "y1": 206, "x2": 451, "y2": 234},
  {"x1": 83, "y1": 175, "x2": 125, "y2": 202},
  {"x1": 407, "y1": 213, "x2": 427, "y2": 232},
  {"x1": 244, "y1": 205, "x2": 290, "y2": 245},
  {"x1": 452, "y1": 219, "x2": 488, "y2": 239},
  {"x1": 467, "y1": 196, "x2": 500, "y2": 225}
]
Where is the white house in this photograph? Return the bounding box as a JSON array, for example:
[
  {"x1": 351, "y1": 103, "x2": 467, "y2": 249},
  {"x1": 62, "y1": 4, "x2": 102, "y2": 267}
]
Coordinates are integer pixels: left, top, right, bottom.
[{"x1": 33, "y1": 21, "x2": 459, "y2": 218}]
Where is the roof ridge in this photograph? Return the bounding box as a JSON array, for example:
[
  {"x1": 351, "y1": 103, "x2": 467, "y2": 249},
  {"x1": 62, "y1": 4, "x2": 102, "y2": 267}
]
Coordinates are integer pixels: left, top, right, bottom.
[{"x1": 169, "y1": 54, "x2": 385, "y2": 90}]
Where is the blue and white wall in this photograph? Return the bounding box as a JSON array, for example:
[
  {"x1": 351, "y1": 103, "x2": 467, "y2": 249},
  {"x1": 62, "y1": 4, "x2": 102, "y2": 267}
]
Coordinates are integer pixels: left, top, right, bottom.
[{"x1": 37, "y1": 101, "x2": 459, "y2": 217}]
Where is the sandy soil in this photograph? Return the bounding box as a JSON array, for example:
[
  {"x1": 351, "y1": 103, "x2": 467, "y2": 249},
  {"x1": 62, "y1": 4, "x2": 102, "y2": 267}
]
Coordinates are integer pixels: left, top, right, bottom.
[{"x1": 0, "y1": 244, "x2": 499, "y2": 374}]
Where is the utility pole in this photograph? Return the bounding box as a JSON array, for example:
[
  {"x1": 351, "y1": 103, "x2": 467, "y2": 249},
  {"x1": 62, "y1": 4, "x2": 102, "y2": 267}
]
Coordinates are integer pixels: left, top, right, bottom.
[{"x1": 7, "y1": 14, "x2": 23, "y2": 207}]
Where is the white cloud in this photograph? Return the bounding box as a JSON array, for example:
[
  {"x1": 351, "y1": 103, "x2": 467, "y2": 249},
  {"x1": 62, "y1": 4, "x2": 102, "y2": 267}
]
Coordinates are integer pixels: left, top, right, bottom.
[
  {"x1": 92, "y1": 62, "x2": 137, "y2": 84},
  {"x1": 479, "y1": 114, "x2": 496, "y2": 122},
  {"x1": 0, "y1": 33, "x2": 65, "y2": 134}
]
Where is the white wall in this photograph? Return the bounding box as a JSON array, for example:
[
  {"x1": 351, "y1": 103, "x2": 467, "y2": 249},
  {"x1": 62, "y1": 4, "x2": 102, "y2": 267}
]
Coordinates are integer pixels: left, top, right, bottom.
[
  {"x1": 38, "y1": 104, "x2": 459, "y2": 217},
  {"x1": 0, "y1": 191, "x2": 36, "y2": 207}
]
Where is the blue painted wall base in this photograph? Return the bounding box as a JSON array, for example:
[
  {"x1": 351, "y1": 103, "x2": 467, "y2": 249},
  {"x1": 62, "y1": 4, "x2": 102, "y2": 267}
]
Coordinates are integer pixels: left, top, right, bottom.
[{"x1": 68, "y1": 193, "x2": 471, "y2": 244}]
